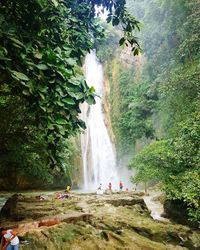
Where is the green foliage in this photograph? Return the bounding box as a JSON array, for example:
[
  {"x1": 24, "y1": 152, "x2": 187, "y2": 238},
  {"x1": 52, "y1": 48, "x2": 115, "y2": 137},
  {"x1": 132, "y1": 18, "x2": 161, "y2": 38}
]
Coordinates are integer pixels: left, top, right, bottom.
[
  {"x1": 108, "y1": 66, "x2": 156, "y2": 155},
  {"x1": 0, "y1": 95, "x2": 75, "y2": 188},
  {"x1": 165, "y1": 170, "x2": 200, "y2": 224},
  {"x1": 130, "y1": 140, "x2": 173, "y2": 183},
  {"x1": 131, "y1": 113, "x2": 200, "y2": 223},
  {"x1": 0, "y1": 0, "x2": 98, "y2": 170},
  {"x1": 159, "y1": 63, "x2": 200, "y2": 133},
  {"x1": 0, "y1": 96, "x2": 51, "y2": 186}
]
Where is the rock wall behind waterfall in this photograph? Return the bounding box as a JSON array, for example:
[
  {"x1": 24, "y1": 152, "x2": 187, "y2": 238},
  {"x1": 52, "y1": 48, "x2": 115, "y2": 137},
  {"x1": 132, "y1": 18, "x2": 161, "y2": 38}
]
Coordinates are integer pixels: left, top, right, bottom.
[
  {"x1": 102, "y1": 73, "x2": 116, "y2": 145},
  {"x1": 103, "y1": 48, "x2": 162, "y2": 171}
]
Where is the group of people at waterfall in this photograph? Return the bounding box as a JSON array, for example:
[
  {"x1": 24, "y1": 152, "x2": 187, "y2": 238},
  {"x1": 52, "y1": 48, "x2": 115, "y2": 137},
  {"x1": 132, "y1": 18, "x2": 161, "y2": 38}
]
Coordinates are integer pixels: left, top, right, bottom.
[{"x1": 96, "y1": 181, "x2": 129, "y2": 194}]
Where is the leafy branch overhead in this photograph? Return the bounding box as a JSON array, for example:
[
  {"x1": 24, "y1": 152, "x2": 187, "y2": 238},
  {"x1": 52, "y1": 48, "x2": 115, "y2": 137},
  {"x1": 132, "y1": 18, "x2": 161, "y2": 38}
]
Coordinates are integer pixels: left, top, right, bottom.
[{"x1": 0, "y1": 0, "x2": 140, "y2": 167}]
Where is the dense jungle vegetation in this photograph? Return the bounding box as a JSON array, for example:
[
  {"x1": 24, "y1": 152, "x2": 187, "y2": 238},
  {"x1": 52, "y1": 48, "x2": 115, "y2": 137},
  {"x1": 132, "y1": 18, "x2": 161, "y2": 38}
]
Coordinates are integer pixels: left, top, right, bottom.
[
  {"x1": 0, "y1": 0, "x2": 139, "y2": 189},
  {"x1": 102, "y1": 0, "x2": 199, "y2": 225}
]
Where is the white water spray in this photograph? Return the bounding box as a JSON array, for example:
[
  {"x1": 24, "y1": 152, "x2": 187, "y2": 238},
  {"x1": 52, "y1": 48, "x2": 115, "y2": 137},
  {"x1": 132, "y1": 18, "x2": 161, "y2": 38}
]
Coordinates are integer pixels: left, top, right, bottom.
[{"x1": 81, "y1": 51, "x2": 119, "y2": 190}]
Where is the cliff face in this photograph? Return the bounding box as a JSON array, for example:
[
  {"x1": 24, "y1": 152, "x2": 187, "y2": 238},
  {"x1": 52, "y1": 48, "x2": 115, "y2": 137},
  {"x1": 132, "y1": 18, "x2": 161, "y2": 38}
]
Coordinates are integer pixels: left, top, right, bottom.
[
  {"x1": 99, "y1": 49, "x2": 165, "y2": 193},
  {"x1": 102, "y1": 64, "x2": 118, "y2": 146},
  {"x1": 104, "y1": 49, "x2": 146, "y2": 150}
]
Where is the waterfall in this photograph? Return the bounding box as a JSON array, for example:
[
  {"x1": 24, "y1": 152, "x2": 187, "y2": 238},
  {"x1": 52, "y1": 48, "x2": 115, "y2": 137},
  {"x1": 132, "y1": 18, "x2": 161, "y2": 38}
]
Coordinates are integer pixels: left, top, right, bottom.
[{"x1": 81, "y1": 51, "x2": 119, "y2": 190}]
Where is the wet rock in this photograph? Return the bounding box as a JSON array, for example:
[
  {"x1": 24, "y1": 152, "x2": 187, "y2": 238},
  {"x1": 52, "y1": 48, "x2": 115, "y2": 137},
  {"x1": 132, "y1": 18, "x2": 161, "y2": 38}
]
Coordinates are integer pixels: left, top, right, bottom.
[
  {"x1": 16, "y1": 221, "x2": 39, "y2": 232},
  {"x1": 61, "y1": 212, "x2": 92, "y2": 224},
  {"x1": 100, "y1": 230, "x2": 109, "y2": 241},
  {"x1": 38, "y1": 218, "x2": 60, "y2": 227},
  {"x1": 0, "y1": 197, "x2": 7, "y2": 211},
  {"x1": 179, "y1": 232, "x2": 200, "y2": 250},
  {"x1": 104, "y1": 196, "x2": 148, "y2": 210},
  {"x1": 151, "y1": 194, "x2": 164, "y2": 203},
  {"x1": 0, "y1": 194, "x2": 24, "y2": 220},
  {"x1": 128, "y1": 223, "x2": 200, "y2": 249},
  {"x1": 129, "y1": 225, "x2": 152, "y2": 239},
  {"x1": 132, "y1": 191, "x2": 145, "y2": 197}
]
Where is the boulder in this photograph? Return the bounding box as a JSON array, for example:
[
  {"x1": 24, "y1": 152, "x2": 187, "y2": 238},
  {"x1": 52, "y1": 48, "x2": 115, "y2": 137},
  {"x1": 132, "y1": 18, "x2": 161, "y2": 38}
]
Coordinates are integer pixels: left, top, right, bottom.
[
  {"x1": 0, "y1": 194, "x2": 24, "y2": 220},
  {"x1": 104, "y1": 196, "x2": 148, "y2": 211}
]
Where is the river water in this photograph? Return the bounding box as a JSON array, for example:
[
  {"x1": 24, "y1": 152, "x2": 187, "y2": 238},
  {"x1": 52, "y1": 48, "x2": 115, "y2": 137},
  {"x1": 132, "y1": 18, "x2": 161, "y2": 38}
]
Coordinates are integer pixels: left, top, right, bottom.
[{"x1": 143, "y1": 191, "x2": 170, "y2": 222}]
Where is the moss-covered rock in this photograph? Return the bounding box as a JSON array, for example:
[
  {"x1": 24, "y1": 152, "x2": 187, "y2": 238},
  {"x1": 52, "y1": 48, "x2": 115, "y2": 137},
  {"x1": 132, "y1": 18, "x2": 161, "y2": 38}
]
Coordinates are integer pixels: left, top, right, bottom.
[{"x1": 1, "y1": 192, "x2": 200, "y2": 249}]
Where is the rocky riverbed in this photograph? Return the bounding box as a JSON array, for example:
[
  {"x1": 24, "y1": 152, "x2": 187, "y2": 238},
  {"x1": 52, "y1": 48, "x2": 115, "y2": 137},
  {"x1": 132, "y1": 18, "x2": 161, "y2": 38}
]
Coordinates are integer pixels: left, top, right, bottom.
[{"x1": 0, "y1": 191, "x2": 199, "y2": 250}]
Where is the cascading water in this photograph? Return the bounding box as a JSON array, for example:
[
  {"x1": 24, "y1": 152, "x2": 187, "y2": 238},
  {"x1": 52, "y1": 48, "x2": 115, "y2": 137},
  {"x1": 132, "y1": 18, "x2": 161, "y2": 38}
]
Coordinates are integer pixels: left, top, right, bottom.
[{"x1": 81, "y1": 51, "x2": 119, "y2": 190}]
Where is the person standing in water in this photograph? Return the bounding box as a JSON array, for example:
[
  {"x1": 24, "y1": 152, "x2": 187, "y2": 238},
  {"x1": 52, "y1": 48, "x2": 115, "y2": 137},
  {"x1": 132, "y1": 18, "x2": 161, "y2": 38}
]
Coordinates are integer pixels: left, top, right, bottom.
[
  {"x1": 119, "y1": 181, "x2": 123, "y2": 191},
  {"x1": 108, "y1": 182, "x2": 112, "y2": 191}
]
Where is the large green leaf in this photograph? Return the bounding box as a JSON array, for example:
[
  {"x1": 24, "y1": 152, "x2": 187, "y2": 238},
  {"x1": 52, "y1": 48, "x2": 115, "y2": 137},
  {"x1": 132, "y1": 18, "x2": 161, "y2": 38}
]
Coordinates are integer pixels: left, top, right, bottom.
[
  {"x1": 47, "y1": 123, "x2": 54, "y2": 130},
  {"x1": 22, "y1": 89, "x2": 30, "y2": 96},
  {"x1": 36, "y1": 64, "x2": 48, "y2": 70},
  {"x1": 63, "y1": 98, "x2": 75, "y2": 105},
  {"x1": 51, "y1": 0, "x2": 58, "y2": 7},
  {"x1": 68, "y1": 78, "x2": 81, "y2": 86},
  {"x1": 56, "y1": 100, "x2": 64, "y2": 107},
  {"x1": 34, "y1": 52, "x2": 43, "y2": 59},
  {"x1": 86, "y1": 96, "x2": 96, "y2": 105},
  {"x1": 38, "y1": 85, "x2": 48, "y2": 93},
  {"x1": 9, "y1": 37, "x2": 24, "y2": 48},
  {"x1": 11, "y1": 70, "x2": 29, "y2": 81},
  {"x1": 68, "y1": 91, "x2": 85, "y2": 100},
  {"x1": 56, "y1": 118, "x2": 67, "y2": 125},
  {"x1": 66, "y1": 58, "x2": 76, "y2": 65}
]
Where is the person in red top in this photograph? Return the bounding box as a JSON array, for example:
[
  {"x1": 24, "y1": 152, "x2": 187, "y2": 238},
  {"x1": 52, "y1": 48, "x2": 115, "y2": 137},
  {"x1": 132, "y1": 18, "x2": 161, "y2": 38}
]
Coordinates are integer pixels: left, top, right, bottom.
[
  {"x1": 108, "y1": 182, "x2": 112, "y2": 190},
  {"x1": 119, "y1": 181, "x2": 123, "y2": 191}
]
